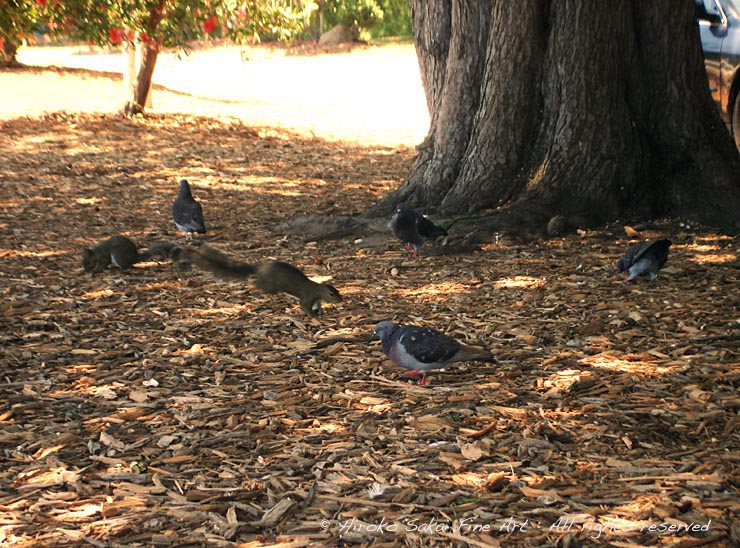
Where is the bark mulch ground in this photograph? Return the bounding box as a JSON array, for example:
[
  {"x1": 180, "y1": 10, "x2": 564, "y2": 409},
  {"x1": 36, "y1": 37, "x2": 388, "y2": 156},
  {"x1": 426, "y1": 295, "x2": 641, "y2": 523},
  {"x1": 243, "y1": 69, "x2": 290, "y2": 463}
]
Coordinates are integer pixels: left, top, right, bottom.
[{"x1": 1, "y1": 113, "x2": 739, "y2": 547}]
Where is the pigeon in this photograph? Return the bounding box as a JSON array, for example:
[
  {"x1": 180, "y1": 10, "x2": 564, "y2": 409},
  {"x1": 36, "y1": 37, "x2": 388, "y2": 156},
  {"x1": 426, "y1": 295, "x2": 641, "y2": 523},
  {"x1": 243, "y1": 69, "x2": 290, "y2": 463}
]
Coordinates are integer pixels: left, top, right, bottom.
[
  {"x1": 373, "y1": 321, "x2": 496, "y2": 385},
  {"x1": 617, "y1": 239, "x2": 672, "y2": 282},
  {"x1": 391, "y1": 202, "x2": 447, "y2": 257},
  {"x1": 172, "y1": 179, "x2": 206, "y2": 239}
]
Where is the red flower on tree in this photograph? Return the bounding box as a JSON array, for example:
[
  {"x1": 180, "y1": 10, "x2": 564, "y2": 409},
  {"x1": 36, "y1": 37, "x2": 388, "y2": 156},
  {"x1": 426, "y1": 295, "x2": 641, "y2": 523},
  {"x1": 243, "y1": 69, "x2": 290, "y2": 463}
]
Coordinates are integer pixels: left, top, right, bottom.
[
  {"x1": 109, "y1": 27, "x2": 123, "y2": 44},
  {"x1": 36, "y1": 0, "x2": 47, "y2": 5},
  {"x1": 202, "y1": 15, "x2": 217, "y2": 34}
]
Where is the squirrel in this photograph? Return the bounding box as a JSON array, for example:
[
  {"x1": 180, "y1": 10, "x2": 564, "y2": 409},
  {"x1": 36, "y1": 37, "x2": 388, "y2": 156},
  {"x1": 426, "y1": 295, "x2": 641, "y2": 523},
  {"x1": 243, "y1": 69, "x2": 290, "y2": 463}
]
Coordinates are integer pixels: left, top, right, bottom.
[
  {"x1": 82, "y1": 235, "x2": 178, "y2": 273},
  {"x1": 172, "y1": 243, "x2": 342, "y2": 317}
]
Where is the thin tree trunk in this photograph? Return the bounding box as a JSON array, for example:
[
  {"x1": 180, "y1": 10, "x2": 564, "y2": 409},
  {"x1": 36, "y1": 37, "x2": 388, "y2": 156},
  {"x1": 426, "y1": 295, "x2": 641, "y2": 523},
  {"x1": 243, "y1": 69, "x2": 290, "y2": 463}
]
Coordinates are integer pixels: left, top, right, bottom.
[
  {"x1": 122, "y1": 0, "x2": 165, "y2": 115},
  {"x1": 124, "y1": 39, "x2": 158, "y2": 115},
  {"x1": 124, "y1": 35, "x2": 153, "y2": 110},
  {"x1": 1, "y1": 38, "x2": 20, "y2": 68}
]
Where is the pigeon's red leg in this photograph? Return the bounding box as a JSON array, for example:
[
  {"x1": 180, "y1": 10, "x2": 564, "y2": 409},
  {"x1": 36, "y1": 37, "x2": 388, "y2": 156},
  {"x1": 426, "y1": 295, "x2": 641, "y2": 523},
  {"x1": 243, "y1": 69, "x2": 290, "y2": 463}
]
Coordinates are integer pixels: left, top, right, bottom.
[
  {"x1": 407, "y1": 242, "x2": 412, "y2": 251},
  {"x1": 419, "y1": 372, "x2": 428, "y2": 386},
  {"x1": 401, "y1": 370, "x2": 423, "y2": 378}
]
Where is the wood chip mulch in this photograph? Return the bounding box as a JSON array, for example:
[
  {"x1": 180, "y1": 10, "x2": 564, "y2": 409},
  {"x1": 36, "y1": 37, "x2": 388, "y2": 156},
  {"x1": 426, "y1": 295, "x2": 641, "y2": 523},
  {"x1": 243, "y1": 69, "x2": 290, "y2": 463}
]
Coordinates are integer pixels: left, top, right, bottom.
[{"x1": 1, "y1": 113, "x2": 739, "y2": 547}]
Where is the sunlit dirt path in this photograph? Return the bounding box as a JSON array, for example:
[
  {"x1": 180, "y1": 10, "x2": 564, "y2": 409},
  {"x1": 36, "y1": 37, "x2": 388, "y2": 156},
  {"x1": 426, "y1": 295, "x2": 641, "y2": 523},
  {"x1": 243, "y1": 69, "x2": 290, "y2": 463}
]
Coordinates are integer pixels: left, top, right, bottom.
[{"x1": 3, "y1": 43, "x2": 429, "y2": 147}]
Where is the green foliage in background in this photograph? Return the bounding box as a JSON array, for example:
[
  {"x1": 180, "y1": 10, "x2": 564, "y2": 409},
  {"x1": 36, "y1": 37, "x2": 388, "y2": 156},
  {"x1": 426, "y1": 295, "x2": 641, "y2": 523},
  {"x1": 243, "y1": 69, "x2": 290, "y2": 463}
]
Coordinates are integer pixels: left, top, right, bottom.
[
  {"x1": 0, "y1": 0, "x2": 410, "y2": 62},
  {"x1": 372, "y1": 0, "x2": 411, "y2": 38},
  {"x1": 42, "y1": 0, "x2": 316, "y2": 47},
  {"x1": 321, "y1": 0, "x2": 384, "y2": 35},
  {"x1": 0, "y1": 0, "x2": 45, "y2": 63},
  {"x1": 0, "y1": 0, "x2": 316, "y2": 54}
]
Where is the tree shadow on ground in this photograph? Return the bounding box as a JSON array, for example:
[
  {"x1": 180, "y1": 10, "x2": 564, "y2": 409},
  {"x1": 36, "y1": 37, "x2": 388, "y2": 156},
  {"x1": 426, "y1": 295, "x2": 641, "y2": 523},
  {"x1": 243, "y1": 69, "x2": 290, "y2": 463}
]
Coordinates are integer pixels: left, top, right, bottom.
[{"x1": 0, "y1": 113, "x2": 738, "y2": 547}]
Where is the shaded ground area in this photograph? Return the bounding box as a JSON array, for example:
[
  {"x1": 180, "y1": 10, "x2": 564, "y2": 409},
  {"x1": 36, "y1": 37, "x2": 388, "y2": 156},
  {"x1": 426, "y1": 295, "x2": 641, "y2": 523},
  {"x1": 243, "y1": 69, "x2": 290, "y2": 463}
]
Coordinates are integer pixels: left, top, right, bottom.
[{"x1": 1, "y1": 111, "x2": 739, "y2": 547}]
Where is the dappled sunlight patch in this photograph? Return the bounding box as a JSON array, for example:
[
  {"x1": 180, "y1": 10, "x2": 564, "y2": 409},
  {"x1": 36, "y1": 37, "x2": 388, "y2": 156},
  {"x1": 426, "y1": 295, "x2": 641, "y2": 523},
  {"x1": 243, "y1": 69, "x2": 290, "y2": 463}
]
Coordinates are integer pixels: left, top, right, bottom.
[
  {"x1": 688, "y1": 252, "x2": 736, "y2": 264},
  {"x1": 227, "y1": 176, "x2": 308, "y2": 197},
  {"x1": 494, "y1": 276, "x2": 546, "y2": 289},
  {"x1": 580, "y1": 352, "x2": 675, "y2": 376},
  {"x1": 0, "y1": 249, "x2": 67, "y2": 259},
  {"x1": 11, "y1": 466, "x2": 80, "y2": 490},
  {"x1": 310, "y1": 420, "x2": 345, "y2": 434},
  {"x1": 684, "y1": 243, "x2": 723, "y2": 253},
  {"x1": 79, "y1": 288, "x2": 115, "y2": 300},
  {"x1": 0, "y1": 198, "x2": 21, "y2": 208},
  {"x1": 449, "y1": 471, "x2": 509, "y2": 490},
  {"x1": 64, "y1": 363, "x2": 97, "y2": 375},
  {"x1": 170, "y1": 343, "x2": 216, "y2": 357},
  {"x1": 537, "y1": 368, "x2": 598, "y2": 393},
  {"x1": 396, "y1": 281, "x2": 471, "y2": 301},
  {"x1": 31, "y1": 444, "x2": 67, "y2": 461},
  {"x1": 11, "y1": 132, "x2": 65, "y2": 150},
  {"x1": 354, "y1": 395, "x2": 393, "y2": 414},
  {"x1": 55, "y1": 383, "x2": 121, "y2": 400},
  {"x1": 681, "y1": 240, "x2": 737, "y2": 264},
  {"x1": 50, "y1": 501, "x2": 102, "y2": 522},
  {"x1": 75, "y1": 197, "x2": 102, "y2": 205},
  {"x1": 138, "y1": 281, "x2": 185, "y2": 291},
  {"x1": 308, "y1": 275, "x2": 336, "y2": 285},
  {"x1": 192, "y1": 304, "x2": 250, "y2": 316}
]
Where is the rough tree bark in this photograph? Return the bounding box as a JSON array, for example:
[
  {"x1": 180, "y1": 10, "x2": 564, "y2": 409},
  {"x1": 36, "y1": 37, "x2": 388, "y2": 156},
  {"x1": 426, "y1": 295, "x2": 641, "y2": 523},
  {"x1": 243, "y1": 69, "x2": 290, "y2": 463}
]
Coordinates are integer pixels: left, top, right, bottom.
[
  {"x1": 122, "y1": 1, "x2": 165, "y2": 115},
  {"x1": 370, "y1": 0, "x2": 740, "y2": 230}
]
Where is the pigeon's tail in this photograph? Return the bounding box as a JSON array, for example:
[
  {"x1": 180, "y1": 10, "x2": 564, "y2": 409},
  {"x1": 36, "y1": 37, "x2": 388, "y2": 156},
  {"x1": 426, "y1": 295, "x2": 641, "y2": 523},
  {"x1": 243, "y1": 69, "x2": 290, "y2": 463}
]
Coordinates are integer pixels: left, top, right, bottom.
[
  {"x1": 175, "y1": 244, "x2": 255, "y2": 280},
  {"x1": 643, "y1": 239, "x2": 671, "y2": 264},
  {"x1": 427, "y1": 224, "x2": 448, "y2": 239},
  {"x1": 191, "y1": 205, "x2": 207, "y2": 234},
  {"x1": 454, "y1": 345, "x2": 497, "y2": 364},
  {"x1": 417, "y1": 216, "x2": 448, "y2": 239}
]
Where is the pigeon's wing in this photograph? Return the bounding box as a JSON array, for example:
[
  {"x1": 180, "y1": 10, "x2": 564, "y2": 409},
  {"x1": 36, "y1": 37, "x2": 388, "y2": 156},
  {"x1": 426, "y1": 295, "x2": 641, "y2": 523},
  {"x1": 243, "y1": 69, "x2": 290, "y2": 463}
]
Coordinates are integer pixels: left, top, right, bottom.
[
  {"x1": 172, "y1": 202, "x2": 188, "y2": 228},
  {"x1": 639, "y1": 239, "x2": 671, "y2": 268},
  {"x1": 390, "y1": 210, "x2": 403, "y2": 238},
  {"x1": 617, "y1": 241, "x2": 648, "y2": 272},
  {"x1": 399, "y1": 326, "x2": 461, "y2": 364},
  {"x1": 190, "y1": 201, "x2": 206, "y2": 232},
  {"x1": 416, "y1": 214, "x2": 447, "y2": 239},
  {"x1": 173, "y1": 197, "x2": 206, "y2": 233},
  {"x1": 392, "y1": 206, "x2": 423, "y2": 245}
]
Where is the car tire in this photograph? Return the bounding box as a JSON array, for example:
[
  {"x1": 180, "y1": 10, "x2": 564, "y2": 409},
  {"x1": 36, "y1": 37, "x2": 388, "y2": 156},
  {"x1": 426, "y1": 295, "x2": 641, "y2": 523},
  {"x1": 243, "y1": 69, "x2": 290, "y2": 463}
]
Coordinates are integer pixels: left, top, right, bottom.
[{"x1": 732, "y1": 90, "x2": 740, "y2": 153}]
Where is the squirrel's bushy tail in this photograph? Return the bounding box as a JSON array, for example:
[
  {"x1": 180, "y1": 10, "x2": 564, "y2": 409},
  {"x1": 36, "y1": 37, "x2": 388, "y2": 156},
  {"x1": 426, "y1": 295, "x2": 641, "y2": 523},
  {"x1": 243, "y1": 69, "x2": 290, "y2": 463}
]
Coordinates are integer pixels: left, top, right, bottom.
[
  {"x1": 139, "y1": 241, "x2": 180, "y2": 262},
  {"x1": 175, "y1": 244, "x2": 255, "y2": 279}
]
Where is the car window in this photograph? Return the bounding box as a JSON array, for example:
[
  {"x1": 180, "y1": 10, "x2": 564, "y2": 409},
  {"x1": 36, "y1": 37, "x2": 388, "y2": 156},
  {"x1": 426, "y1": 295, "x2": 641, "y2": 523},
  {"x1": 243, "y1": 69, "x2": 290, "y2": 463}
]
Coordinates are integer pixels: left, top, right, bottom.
[
  {"x1": 695, "y1": 0, "x2": 724, "y2": 23},
  {"x1": 724, "y1": 0, "x2": 740, "y2": 18}
]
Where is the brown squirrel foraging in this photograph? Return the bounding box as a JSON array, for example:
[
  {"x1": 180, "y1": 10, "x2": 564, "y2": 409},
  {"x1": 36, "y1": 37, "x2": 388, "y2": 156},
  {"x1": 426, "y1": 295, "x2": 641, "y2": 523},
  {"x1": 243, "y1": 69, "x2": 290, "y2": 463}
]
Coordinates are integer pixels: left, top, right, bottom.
[
  {"x1": 173, "y1": 243, "x2": 342, "y2": 317},
  {"x1": 82, "y1": 235, "x2": 177, "y2": 273}
]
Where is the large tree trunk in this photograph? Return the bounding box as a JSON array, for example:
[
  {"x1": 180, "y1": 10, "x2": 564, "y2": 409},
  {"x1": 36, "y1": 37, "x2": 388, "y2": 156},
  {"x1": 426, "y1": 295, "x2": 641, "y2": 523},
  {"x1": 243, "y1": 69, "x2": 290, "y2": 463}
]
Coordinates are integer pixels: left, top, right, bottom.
[{"x1": 371, "y1": 0, "x2": 740, "y2": 230}]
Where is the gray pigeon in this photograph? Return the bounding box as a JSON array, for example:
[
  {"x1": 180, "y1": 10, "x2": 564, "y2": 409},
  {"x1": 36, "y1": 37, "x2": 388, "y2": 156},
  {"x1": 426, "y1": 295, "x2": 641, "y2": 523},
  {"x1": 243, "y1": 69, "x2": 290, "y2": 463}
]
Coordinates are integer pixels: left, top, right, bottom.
[
  {"x1": 391, "y1": 202, "x2": 447, "y2": 257},
  {"x1": 373, "y1": 321, "x2": 496, "y2": 385},
  {"x1": 617, "y1": 239, "x2": 671, "y2": 282},
  {"x1": 172, "y1": 179, "x2": 206, "y2": 239}
]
